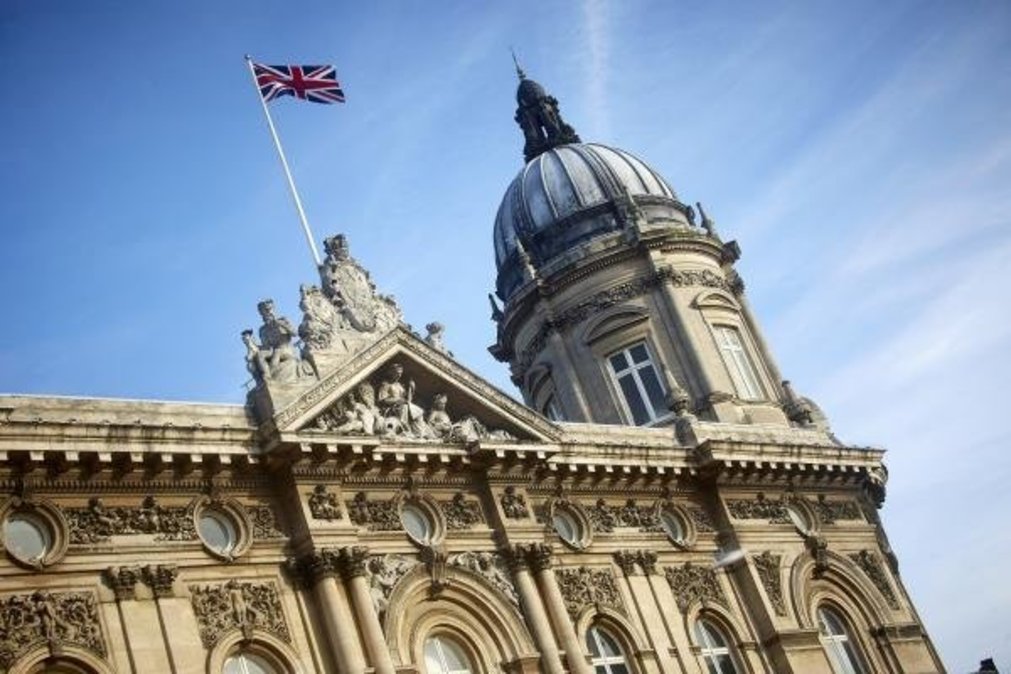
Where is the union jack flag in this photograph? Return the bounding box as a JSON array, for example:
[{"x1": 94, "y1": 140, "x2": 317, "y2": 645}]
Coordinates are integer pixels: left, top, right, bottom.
[{"x1": 253, "y1": 63, "x2": 345, "y2": 104}]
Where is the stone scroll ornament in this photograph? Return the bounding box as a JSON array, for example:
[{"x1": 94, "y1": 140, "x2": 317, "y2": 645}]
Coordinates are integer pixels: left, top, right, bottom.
[
  {"x1": 556, "y1": 567, "x2": 624, "y2": 619},
  {"x1": 849, "y1": 550, "x2": 900, "y2": 609},
  {"x1": 309, "y1": 362, "x2": 516, "y2": 443},
  {"x1": 189, "y1": 580, "x2": 291, "y2": 648},
  {"x1": 0, "y1": 591, "x2": 107, "y2": 668},
  {"x1": 664, "y1": 562, "x2": 727, "y2": 611}
]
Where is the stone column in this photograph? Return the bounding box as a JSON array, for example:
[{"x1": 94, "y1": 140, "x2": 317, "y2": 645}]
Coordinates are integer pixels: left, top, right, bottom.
[
  {"x1": 505, "y1": 545, "x2": 567, "y2": 674},
  {"x1": 613, "y1": 552, "x2": 676, "y2": 674},
  {"x1": 339, "y1": 546, "x2": 396, "y2": 674},
  {"x1": 302, "y1": 551, "x2": 368, "y2": 674},
  {"x1": 527, "y1": 544, "x2": 594, "y2": 674}
]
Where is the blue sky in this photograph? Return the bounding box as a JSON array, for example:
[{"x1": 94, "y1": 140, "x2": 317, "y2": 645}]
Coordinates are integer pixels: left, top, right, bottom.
[{"x1": 2, "y1": 1, "x2": 1010, "y2": 669}]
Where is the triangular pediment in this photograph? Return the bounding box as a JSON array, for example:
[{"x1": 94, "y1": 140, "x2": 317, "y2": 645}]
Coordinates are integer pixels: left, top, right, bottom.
[{"x1": 269, "y1": 327, "x2": 560, "y2": 443}]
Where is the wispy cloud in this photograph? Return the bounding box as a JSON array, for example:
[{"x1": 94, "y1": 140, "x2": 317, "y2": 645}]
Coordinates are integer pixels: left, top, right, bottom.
[{"x1": 581, "y1": 0, "x2": 610, "y2": 138}]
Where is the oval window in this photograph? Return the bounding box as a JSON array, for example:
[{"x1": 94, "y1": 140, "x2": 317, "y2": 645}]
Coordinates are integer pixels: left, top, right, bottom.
[
  {"x1": 401, "y1": 503, "x2": 433, "y2": 544},
  {"x1": 552, "y1": 509, "x2": 583, "y2": 547},
  {"x1": 199, "y1": 509, "x2": 238, "y2": 555},
  {"x1": 4, "y1": 512, "x2": 52, "y2": 564},
  {"x1": 661, "y1": 509, "x2": 687, "y2": 545}
]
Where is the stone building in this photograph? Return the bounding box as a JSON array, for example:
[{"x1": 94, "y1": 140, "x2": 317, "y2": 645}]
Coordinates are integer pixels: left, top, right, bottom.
[{"x1": 0, "y1": 71, "x2": 945, "y2": 674}]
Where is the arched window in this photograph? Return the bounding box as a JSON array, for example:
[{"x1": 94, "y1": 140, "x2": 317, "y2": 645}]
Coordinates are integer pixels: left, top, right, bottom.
[
  {"x1": 818, "y1": 606, "x2": 866, "y2": 674},
  {"x1": 586, "y1": 625, "x2": 631, "y2": 674},
  {"x1": 424, "y1": 635, "x2": 474, "y2": 674},
  {"x1": 223, "y1": 651, "x2": 278, "y2": 674},
  {"x1": 27, "y1": 661, "x2": 95, "y2": 674},
  {"x1": 694, "y1": 620, "x2": 739, "y2": 674}
]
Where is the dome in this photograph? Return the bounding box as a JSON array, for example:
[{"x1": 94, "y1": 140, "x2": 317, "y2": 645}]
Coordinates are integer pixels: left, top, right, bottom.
[{"x1": 493, "y1": 143, "x2": 680, "y2": 285}]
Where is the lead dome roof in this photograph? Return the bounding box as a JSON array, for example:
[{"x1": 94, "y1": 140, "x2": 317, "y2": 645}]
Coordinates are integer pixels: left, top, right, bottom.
[{"x1": 493, "y1": 142, "x2": 678, "y2": 268}]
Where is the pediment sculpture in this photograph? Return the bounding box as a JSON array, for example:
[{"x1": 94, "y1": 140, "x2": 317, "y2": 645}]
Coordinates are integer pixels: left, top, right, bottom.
[{"x1": 309, "y1": 362, "x2": 515, "y2": 443}]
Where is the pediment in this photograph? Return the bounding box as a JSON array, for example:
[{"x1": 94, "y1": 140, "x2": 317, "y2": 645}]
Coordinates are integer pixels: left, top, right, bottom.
[{"x1": 269, "y1": 327, "x2": 560, "y2": 443}]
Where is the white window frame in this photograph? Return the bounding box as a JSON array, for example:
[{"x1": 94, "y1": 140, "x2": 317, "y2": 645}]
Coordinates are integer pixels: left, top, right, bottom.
[
  {"x1": 424, "y1": 635, "x2": 474, "y2": 674},
  {"x1": 818, "y1": 607, "x2": 866, "y2": 674},
  {"x1": 713, "y1": 325, "x2": 763, "y2": 400},
  {"x1": 587, "y1": 626, "x2": 631, "y2": 674},
  {"x1": 605, "y1": 341, "x2": 671, "y2": 426},
  {"x1": 694, "y1": 620, "x2": 739, "y2": 674}
]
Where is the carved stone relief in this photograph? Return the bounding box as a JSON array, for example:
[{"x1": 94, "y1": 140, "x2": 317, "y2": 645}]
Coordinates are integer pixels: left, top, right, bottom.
[
  {"x1": 250, "y1": 506, "x2": 285, "y2": 539},
  {"x1": 686, "y1": 506, "x2": 716, "y2": 533},
  {"x1": 664, "y1": 562, "x2": 727, "y2": 611},
  {"x1": 726, "y1": 494, "x2": 790, "y2": 524},
  {"x1": 0, "y1": 591, "x2": 106, "y2": 669},
  {"x1": 499, "y1": 487, "x2": 530, "y2": 519},
  {"x1": 142, "y1": 564, "x2": 178, "y2": 598},
  {"x1": 556, "y1": 566, "x2": 624, "y2": 619},
  {"x1": 189, "y1": 580, "x2": 291, "y2": 648},
  {"x1": 449, "y1": 551, "x2": 519, "y2": 608},
  {"x1": 309, "y1": 362, "x2": 516, "y2": 443},
  {"x1": 243, "y1": 299, "x2": 314, "y2": 385},
  {"x1": 346, "y1": 492, "x2": 401, "y2": 531},
  {"x1": 364, "y1": 555, "x2": 419, "y2": 622},
  {"x1": 308, "y1": 485, "x2": 343, "y2": 520},
  {"x1": 65, "y1": 496, "x2": 196, "y2": 544},
  {"x1": 104, "y1": 566, "x2": 141, "y2": 601},
  {"x1": 441, "y1": 493, "x2": 483, "y2": 530},
  {"x1": 587, "y1": 499, "x2": 660, "y2": 533},
  {"x1": 812, "y1": 498, "x2": 863, "y2": 524},
  {"x1": 849, "y1": 550, "x2": 899, "y2": 609},
  {"x1": 752, "y1": 552, "x2": 786, "y2": 616}
]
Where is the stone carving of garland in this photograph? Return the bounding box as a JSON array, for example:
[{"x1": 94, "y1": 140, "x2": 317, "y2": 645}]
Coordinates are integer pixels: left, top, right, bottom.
[
  {"x1": 849, "y1": 550, "x2": 899, "y2": 609},
  {"x1": 587, "y1": 499, "x2": 662, "y2": 533},
  {"x1": 347, "y1": 492, "x2": 402, "y2": 531},
  {"x1": 65, "y1": 496, "x2": 196, "y2": 543},
  {"x1": 752, "y1": 552, "x2": 786, "y2": 615},
  {"x1": 249, "y1": 505, "x2": 285, "y2": 538},
  {"x1": 664, "y1": 562, "x2": 727, "y2": 611},
  {"x1": 441, "y1": 493, "x2": 483, "y2": 530},
  {"x1": 556, "y1": 567, "x2": 624, "y2": 619},
  {"x1": 189, "y1": 580, "x2": 291, "y2": 648},
  {"x1": 449, "y1": 551, "x2": 519, "y2": 608},
  {"x1": 499, "y1": 487, "x2": 529, "y2": 519},
  {"x1": 812, "y1": 498, "x2": 863, "y2": 524},
  {"x1": 686, "y1": 506, "x2": 716, "y2": 533},
  {"x1": 0, "y1": 591, "x2": 106, "y2": 668},
  {"x1": 726, "y1": 495, "x2": 791, "y2": 524}
]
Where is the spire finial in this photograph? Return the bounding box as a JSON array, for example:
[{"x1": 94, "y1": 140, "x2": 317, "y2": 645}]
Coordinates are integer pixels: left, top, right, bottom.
[{"x1": 511, "y1": 48, "x2": 526, "y2": 80}]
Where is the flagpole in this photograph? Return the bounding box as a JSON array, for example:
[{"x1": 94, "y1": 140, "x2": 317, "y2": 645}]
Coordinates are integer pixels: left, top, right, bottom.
[{"x1": 244, "y1": 55, "x2": 322, "y2": 267}]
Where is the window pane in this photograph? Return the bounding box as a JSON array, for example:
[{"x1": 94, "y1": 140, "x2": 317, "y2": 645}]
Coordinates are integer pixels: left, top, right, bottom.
[
  {"x1": 629, "y1": 344, "x2": 649, "y2": 364},
  {"x1": 638, "y1": 365, "x2": 668, "y2": 416},
  {"x1": 713, "y1": 654, "x2": 737, "y2": 674},
  {"x1": 199, "y1": 511, "x2": 236, "y2": 553},
  {"x1": 595, "y1": 629, "x2": 622, "y2": 657},
  {"x1": 402, "y1": 505, "x2": 431, "y2": 542},
  {"x1": 5, "y1": 514, "x2": 50, "y2": 561},
  {"x1": 611, "y1": 664, "x2": 630, "y2": 674},
  {"x1": 618, "y1": 374, "x2": 649, "y2": 425},
  {"x1": 609, "y1": 352, "x2": 629, "y2": 373}
]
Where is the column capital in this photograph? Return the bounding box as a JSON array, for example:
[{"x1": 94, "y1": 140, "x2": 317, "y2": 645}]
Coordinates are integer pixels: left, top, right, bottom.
[
  {"x1": 141, "y1": 564, "x2": 178, "y2": 598},
  {"x1": 528, "y1": 543, "x2": 554, "y2": 572},
  {"x1": 338, "y1": 545, "x2": 371, "y2": 580}
]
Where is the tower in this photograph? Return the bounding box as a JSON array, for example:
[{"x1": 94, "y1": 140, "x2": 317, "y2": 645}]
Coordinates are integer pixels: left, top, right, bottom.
[{"x1": 491, "y1": 72, "x2": 816, "y2": 431}]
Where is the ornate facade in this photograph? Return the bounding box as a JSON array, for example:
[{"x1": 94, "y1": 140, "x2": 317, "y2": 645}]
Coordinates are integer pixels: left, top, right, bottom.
[{"x1": 0, "y1": 71, "x2": 944, "y2": 674}]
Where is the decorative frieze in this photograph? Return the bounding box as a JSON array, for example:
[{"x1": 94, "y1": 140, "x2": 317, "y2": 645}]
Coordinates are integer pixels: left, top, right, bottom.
[
  {"x1": 613, "y1": 550, "x2": 658, "y2": 576},
  {"x1": 347, "y1": 492, "x2": 401, "y2": 531},
  {"x1": 752, "y1": 552, "x2": 786, "y2": 616},
  {"x1": 249, "y1": 505, "x2": 285, "y2": 539},
  {"x1": 686, "y1": 506, "x2": 716, "y2": 533},
  {"x1": 308, "y1": 485, "x2": 343, "y2": 520},
  {"x1": 0, "y1": 591, "x2": 106, "y2": 668},
  {"x1": 556, "y1": 566, "x2": 624, "y2": 619},
  {"x1": 450, "y1": 551, "x2": 519, "y2": 608},
  {"x1": 812, "y1": 498, "x2": 863, "y2": 524},
  {"x1": 726, "y1": 494, "x2": 790, "y2": 524},
  {"x1": 66, "y1": 496, "x2": 196, "y2": 544},
  {"x1": 664, "y1": 562, "x2": 727, "y2": 611},
  {"x1": 587, "y1": 498, "x2": 660, "y2": 533},
  {"x1": 441, "y1": 492, "x2": 483, "y2": 530},
  {"x1": 849, "y1": 550, "x2": 899, "y2": 609},
  {"x1": 500, "y1": 486, "x2": 529, "y2": 519},
  {"x1": 189, "y1": 580, "x2": 290, "y2": 648},
  {"x1": 365, "y1": 554, "x2": 419, "y2": 621}
]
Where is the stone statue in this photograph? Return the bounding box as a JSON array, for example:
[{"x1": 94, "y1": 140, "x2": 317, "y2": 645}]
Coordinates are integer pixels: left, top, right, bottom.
[
  {"x1": 424, "y1": 322, "x2": 452, "y2": 355},
  {"x1": 244, "y1": 299, "x2": 310, "y2": 384},
  {"x1": 377, "y1": 364, "x2": 432, "y2": 438},
  {"x1": 426, "y1": 393, "x2": 453, "y2": 438}
]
